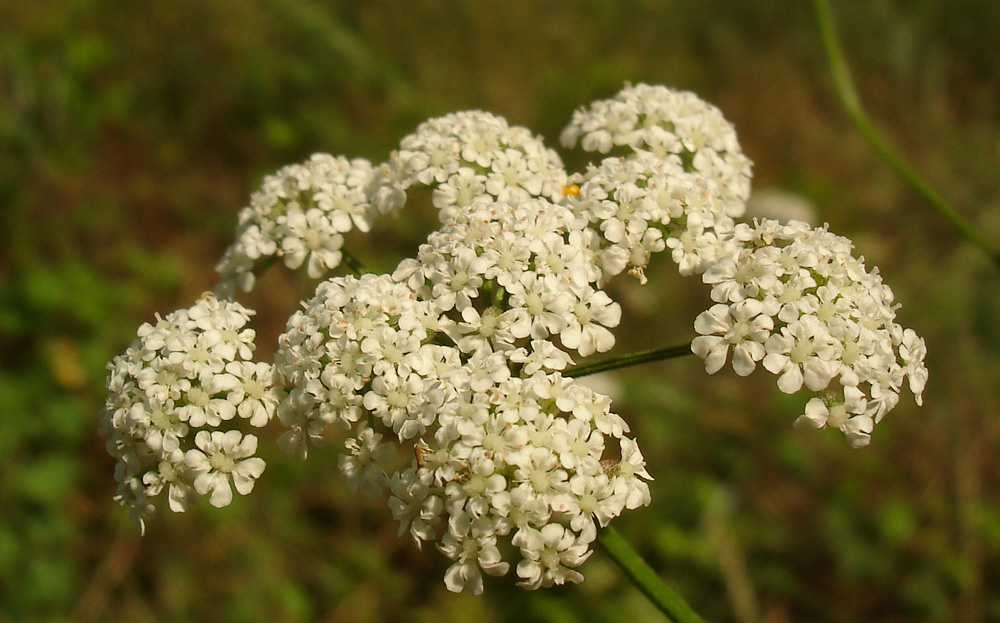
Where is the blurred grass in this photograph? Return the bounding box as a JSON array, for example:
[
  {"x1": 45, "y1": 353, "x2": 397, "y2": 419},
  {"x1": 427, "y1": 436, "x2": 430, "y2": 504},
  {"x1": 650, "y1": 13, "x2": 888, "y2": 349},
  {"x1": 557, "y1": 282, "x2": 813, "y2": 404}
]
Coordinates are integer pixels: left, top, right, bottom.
[{"x1": 1, "y1": 0, "x2": 999, "y2": 621}]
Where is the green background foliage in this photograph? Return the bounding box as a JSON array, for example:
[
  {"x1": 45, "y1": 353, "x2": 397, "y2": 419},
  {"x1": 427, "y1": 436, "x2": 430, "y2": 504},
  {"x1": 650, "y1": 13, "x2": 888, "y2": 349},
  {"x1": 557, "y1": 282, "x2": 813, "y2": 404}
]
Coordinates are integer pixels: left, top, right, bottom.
[{"x1": 2, "y1": 1, "x2": 998, "y2": 621}]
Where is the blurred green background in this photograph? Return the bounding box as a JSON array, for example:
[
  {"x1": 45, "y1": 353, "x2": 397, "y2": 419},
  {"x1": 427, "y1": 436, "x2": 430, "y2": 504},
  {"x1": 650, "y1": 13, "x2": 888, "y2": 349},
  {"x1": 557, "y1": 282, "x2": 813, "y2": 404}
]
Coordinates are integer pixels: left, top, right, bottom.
[{"x1": 2, "y1": 1, "x2": 999, "y2": 621}]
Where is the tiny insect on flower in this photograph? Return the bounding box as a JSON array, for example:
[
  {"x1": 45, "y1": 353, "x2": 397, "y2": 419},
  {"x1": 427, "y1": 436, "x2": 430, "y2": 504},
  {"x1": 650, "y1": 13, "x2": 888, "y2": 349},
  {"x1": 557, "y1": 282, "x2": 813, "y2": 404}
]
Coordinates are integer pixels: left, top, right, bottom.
[{"x1": 413, "y1": 441, "x2": 430, "y2": 469}]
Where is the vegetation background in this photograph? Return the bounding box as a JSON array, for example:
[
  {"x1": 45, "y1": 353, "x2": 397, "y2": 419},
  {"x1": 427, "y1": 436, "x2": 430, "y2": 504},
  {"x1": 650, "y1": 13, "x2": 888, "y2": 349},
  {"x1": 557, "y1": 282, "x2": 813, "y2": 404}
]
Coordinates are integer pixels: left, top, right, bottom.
[{"x1": 2, "y1": 1, "x2": 999, "y2": 621}]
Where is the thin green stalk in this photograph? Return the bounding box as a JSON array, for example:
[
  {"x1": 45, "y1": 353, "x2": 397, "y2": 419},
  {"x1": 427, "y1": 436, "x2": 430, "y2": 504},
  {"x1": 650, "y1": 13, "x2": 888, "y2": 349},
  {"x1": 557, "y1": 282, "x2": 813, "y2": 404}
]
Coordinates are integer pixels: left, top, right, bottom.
[
  {"x1": 814, "y1": 0, "x2": 1000, "y2": 269},
  {"x1": 564, "y1": 343, "x2": 693, "y2": 378},
  {"x1": 341, "y1": 249, "x2": 366, "y2": 276},
  {"x1": 597, "y1": 527, "x2": 706, "y2": 623}
]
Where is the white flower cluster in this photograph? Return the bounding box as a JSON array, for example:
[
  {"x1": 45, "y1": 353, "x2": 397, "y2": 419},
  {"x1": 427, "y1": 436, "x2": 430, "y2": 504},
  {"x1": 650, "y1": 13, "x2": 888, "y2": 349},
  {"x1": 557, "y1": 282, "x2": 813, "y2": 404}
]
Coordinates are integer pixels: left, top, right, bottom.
[
  {"x1": 565, "y1": 150, "x2": 735, "y2": 282},
  {"x1": 103, "y1": 82, "x2": 928, "y2": 594},
  {"x1": 374, "y1": 110, "x2": 569, "y2": 220},
  {"x1": 100, "y1": 293, "x2": 284, "y2": 532},
  {"x1": 557, "y1": 84, "x2": 926, "y2": 448},
  {"x1": 274, "y1": 245, "x2": 650, "y2": 593},
  {"x1": 561, "y1": 83, "x2": 753, "y2": 218},
  {"x1": 266, "y1": 109, "x2": 667, "y2": 593},
  {"x1": 691, "y1": 219, "x2": 928, "y2": 447},
  {"x1": 216, "y1": 154, "x2": 393, "y2": 295},
  {"x1": 393, "y1": 198, "x2": 622, "y2": 358}
]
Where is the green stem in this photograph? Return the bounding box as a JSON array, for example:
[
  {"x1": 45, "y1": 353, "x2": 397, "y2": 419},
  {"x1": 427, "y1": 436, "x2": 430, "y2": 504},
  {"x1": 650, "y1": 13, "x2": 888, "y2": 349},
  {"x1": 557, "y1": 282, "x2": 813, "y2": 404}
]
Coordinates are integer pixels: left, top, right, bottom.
[
  {"x1": 341, "y1": 249, "x2": 366, "y2": 276},
  {"x1": 814, "y1": 0, "x2": 1000, "y2": 269},
  {"x1": 597, "y1": 527, "x2": 706, "y2": 623},
  {"x1": 564, "y1": 343, "x2": 693, "y2": 378}
]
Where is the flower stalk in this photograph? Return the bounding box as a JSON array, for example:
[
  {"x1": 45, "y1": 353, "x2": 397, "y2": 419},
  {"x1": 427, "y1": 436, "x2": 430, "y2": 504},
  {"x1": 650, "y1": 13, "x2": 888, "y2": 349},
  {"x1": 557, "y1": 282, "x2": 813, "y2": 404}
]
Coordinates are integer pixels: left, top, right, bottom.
[
  {"x1": 597, "y1": 526, "x2": 706, "y2": 623},
  {"x1": 565, "y1": 344, "x2": 694, "y2": 379},
  {"x1": 814, "y1": 0, "x2": 1000, "y2": 269}
]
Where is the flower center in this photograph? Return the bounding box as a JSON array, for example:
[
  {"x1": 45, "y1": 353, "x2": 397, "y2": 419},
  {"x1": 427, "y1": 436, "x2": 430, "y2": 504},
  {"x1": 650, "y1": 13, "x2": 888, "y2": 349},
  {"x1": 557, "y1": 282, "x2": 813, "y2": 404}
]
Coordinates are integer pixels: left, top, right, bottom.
[
  {"x1": 570, "y1": 438, "x2": 590, "y2": 457},
  {"x1": 210, "y1": 451, "x2": 236, "y2": 473},
  {"x1": 483, "y1": 432, "x2": 505, "y2": 453},
  {"x1": 525, "y1": 293, "x2": 544, "y2": 316},
  {"x1": 827, "y1": 403, "x2": 849, "y2": 429},
  {"x1": 540, "y1": 547, "x2": 561, "y2": 570},
  {"x1": 529, "y1": 469, "x2": 551, "y2": 492},
  {"x1": 244, "y1": 378, "x2": 264, "y2": 400},
  {"x1": 187, "y1": 387, "x2": 210, "y2": 407},
  {"x1": 303, "y1": 229, "x2": 324, "y2": 250},
  {"x1": 578, "y1": 493, "x2": 598, "y2": 515},
  {"x1": 383, "y1": 343, "x2": 403, "y2": 364},
  {"x1": 388, "y1": 390, "x2": 410, "y2": 409},
  {"x1": 464, "y1": 474, "x2": 487, "y2": 496},
  {"x1": 789, "y1": 338, "x2": 814, "y2": 364}
]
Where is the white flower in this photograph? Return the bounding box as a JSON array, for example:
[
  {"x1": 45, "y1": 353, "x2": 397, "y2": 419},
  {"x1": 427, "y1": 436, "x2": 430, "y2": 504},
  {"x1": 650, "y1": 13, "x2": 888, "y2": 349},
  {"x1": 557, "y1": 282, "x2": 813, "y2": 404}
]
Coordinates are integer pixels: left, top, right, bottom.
[
  {"x1": 513, "y1": 523, "x2": 595, "y2": 590},
  {"x1": 275, "y1": 388, "x2": 326, "y2": 460},
  {"x1": 388, "y1": 468, "x2": 441, "y2": 546},
  {"x1": 304, "y1": 370, "x2": 364, "y2": 428},
  {"x1": 559, "y1": 288, "x2": 621, "y2": 357},
  {"x1": 491, "y1": 484, "x2": 551, "y2": 535},
  {"x1": 614, "y1": 437, "x2": 653, "y2": 510},
  {"x1": 505, "y1": 272, "x2": 573, "y2": 340},
  {"x1": 439, "y1": 530, "x2": 510, "y2": 595},
  {"x1": 432, "y1": 167, "x2": 488, "y2": 210},
  {"x1": 514, "y1": 446, "x2": 568, "y2": 497},
  {"x1": 550, "y1": 473, "x2": 618, "y2": 531},
  {"x1": 279, "y1": 207, "x2": 344, "y2": 278},
  {"x1": 508, "y1": 341, "x2": 575, "y2": 376},
  {"x1": 665, "y1": 212, "x2": 729, "y2": 276},
  {"x1": 141, "y1": 399, "x2": 187, "y2": 455},
  {"x1": 175, "y1": 372, "x2": 240, "y2": 428},
  {"x1": 339, "y1": 424, "x2": 396, "y2": 497},
  {"x1": 762, "y1": 316, "x2": 837, "y2": 393},
  {"x1": 184, "y1": 430, "x2": 266, "y2": 508},
  {"x1": 550, "y1": 418, "x2": 604, "y2": 473},
  {"x1": 363, "y1": 371, "x2": 430, "y2": 440},
  {"x1": 692, "y1": 299, "x2": 773, "y2": 376},
  {"x1": 225, "y1": 361, "x2": 282, "y2": 427},
  {"x1": 702, "y1": 247, "x2": 780, "y2": 303},
  {"x1": 427, "y1": 246, "x2": 490, "y2": 313},
  {"x1": 896, "y1": 327, "x2": 928, "y2": 405},
  {"x1": 141, "y1": 451, "x2": 198, "y2": 513},
  {"x1": 796, "y1": 387, "x2": 874, "y2": 448},
  {"x1": 449, "y1": 305, "x2": 517, "y2": 353}
]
